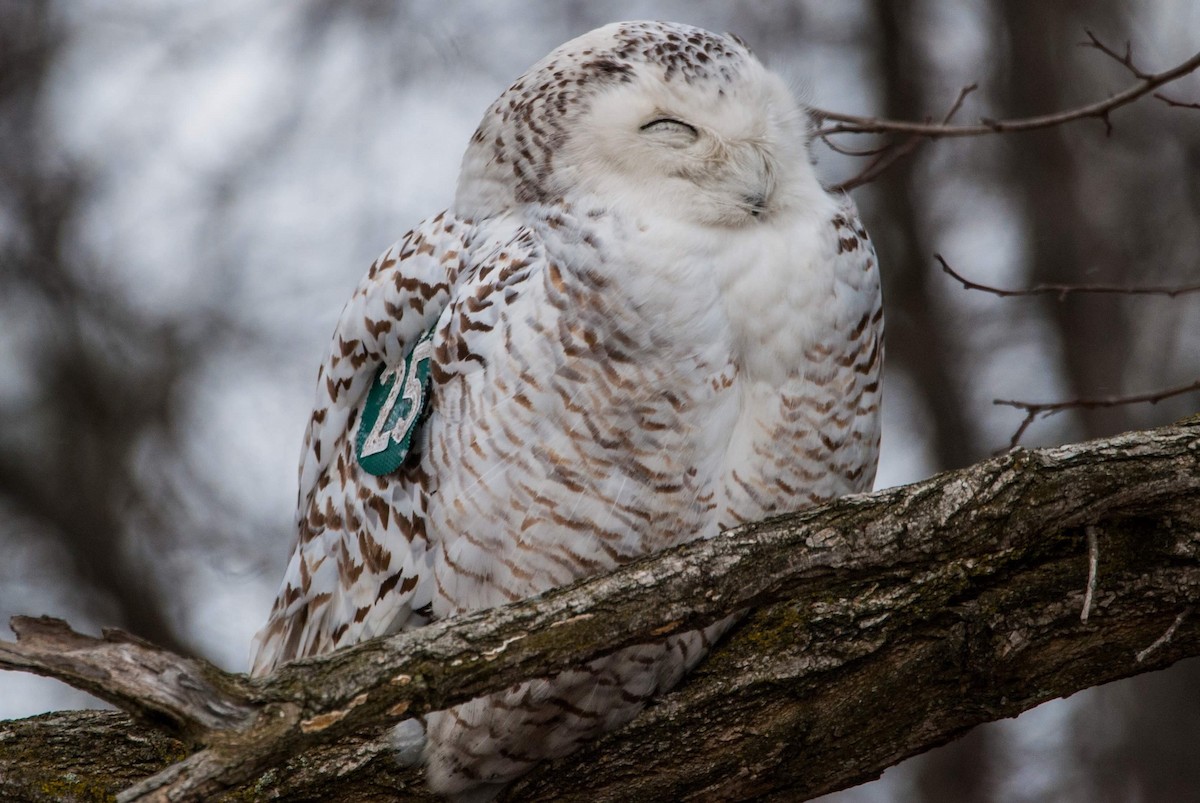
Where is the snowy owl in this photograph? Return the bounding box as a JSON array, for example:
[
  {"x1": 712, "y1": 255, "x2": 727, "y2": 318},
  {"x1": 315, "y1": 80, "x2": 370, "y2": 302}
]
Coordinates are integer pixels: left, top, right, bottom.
[{"x1": 251, "y1": 19, "x2": 882, "y2": 799}]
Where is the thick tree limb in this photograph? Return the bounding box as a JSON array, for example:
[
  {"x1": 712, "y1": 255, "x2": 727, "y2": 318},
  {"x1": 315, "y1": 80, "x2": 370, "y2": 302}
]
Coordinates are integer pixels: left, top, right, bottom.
[
  {"x1": 1, "y1": 421, "x2": 1198, "y2": 801},
  {"x1": 0, "y1": 618, "x2": 255, "y2": 742}
]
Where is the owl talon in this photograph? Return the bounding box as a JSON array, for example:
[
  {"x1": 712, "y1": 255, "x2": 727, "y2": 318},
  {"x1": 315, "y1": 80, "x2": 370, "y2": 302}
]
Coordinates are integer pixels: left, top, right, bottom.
[{"x1": 390, "y1": 718, "x2": 427, "y2": 768}]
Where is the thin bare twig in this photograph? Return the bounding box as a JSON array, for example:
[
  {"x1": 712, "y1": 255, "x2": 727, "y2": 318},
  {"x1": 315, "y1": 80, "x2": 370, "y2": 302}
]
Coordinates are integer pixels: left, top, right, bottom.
[
  {"x1": 832, "y1": 84, "x2": 977, "y2": 193},
  {"x1": 937, "y1": 255, "x2": 1200, "y2": 299},
  {"x1": 1136, "y1": 607, "x2": 1193, "y2": 663},
  {"x1": 1153, "y1": 92, "x2": 1200, "y2": 110},
  {"x1": 813, "y1": 32, "x2": 1200, "y2": 141},
  {"x1": 819, "y1": 136, "x2": 892, "y2": 158},
  {"x1": 1080, "y1": 30, "x2": 1151, "y2": 80},
  {"x1": 1081, "y1": 526, "x2": 1099, "y2": 623},
  {"x1": 995, "y1": 379, "x2": 1200, "y2": 450}
]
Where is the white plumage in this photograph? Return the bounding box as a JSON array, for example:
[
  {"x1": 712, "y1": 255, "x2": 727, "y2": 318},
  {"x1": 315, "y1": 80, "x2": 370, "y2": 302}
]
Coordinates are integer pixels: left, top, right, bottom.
[{"x1": 252, "y1": 20, "x2": 882, "y2": 799}]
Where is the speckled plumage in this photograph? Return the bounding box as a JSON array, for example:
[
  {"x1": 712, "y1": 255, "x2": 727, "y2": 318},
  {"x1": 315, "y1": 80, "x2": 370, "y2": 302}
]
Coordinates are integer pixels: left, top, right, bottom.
[{"x1": 251, "y1": 20, "x2": 882, "y2": 799}]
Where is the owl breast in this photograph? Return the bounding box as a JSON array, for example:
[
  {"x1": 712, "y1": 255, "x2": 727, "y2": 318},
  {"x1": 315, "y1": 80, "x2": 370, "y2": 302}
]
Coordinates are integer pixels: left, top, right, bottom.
[{"x1": 422, "y1": 198, "x2": 881, "y2": 616}]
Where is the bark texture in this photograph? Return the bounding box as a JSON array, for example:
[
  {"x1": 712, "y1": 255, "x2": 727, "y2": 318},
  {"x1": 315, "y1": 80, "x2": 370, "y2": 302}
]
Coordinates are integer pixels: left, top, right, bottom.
[{"x1": 1, "y1": 420, "x2": 1198, "y2": 802}]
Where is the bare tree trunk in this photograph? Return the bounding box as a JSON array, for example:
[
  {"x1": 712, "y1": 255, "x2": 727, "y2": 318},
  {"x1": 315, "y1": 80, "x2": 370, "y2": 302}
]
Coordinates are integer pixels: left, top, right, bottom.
[
  {"x1": 994, "y1": 5, "x2": 1200, "y2": 800},
  {"x1": 0, "y1": 2, "x2": 198, "y2": 656},
  {"x1": 996, "y1": 0, "x2": 1135, "y2": 439},
  {"x1": 867, "y1": 0, "x2": 979, "y2": 471}
]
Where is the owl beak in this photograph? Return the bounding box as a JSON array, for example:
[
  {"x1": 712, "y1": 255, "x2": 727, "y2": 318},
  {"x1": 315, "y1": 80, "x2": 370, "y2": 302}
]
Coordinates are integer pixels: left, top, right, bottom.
[
  {"x1": 745, "y1": 192, "x2": 769, "y2": 218},
  {"x1": 745, "y1": 149, "x2": 776, "y2": 219}
]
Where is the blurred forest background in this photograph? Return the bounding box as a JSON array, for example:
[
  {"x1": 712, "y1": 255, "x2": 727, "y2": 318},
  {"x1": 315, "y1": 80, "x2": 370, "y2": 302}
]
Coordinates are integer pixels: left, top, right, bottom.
[{"x1": 1, "y1": 1, "x2": 1197, "y2": 800}]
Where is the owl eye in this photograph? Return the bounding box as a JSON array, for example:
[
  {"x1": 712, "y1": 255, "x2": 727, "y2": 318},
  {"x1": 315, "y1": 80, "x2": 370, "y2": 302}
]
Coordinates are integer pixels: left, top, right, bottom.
[{"x1": 639, "y1": 118, "x2": 699, "y2": 146}]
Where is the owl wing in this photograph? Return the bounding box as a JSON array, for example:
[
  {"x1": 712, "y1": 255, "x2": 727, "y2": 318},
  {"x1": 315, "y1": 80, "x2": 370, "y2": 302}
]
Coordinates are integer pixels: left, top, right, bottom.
[
  {"x1": 249, "y1": 211, "x2": 471, "y2": 675},
  {"x1": 828, "y1": 196, "x2": 884, "y2": 487}
]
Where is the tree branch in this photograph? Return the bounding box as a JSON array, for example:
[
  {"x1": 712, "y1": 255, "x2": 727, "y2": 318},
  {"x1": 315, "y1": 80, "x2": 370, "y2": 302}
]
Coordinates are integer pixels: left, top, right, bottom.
[
  {"x1": 829, "y1": 84, "x2": 977, "y2": 193},
  {"x1": 1152, "y1": 92, "x2": 1200, "y2": 110},
  {"x1": 995, "y1": 382, "x2": 1200, "y2": 449},
  {"x1": 937, "y1": 254, "x2": 1200, "y2": 299},
  {"x1": 812, "y1": 33, "x2": 1200, "y2": 139},
  {"x1": 2, "y1": 421, "x2": 1199, "y2": 801}
]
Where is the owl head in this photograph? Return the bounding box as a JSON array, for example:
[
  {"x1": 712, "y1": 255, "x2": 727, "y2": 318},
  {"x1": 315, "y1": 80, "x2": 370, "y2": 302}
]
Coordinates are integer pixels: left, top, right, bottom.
[{"x1": 455, "y1": 21, "x2": 824, "y2": 228}]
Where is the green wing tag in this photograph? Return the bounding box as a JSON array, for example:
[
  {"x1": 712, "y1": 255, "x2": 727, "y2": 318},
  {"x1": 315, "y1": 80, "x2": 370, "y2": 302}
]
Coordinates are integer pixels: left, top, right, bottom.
[{"x1": 355, "y1": 327, "x2": 436, "y2": 476}]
